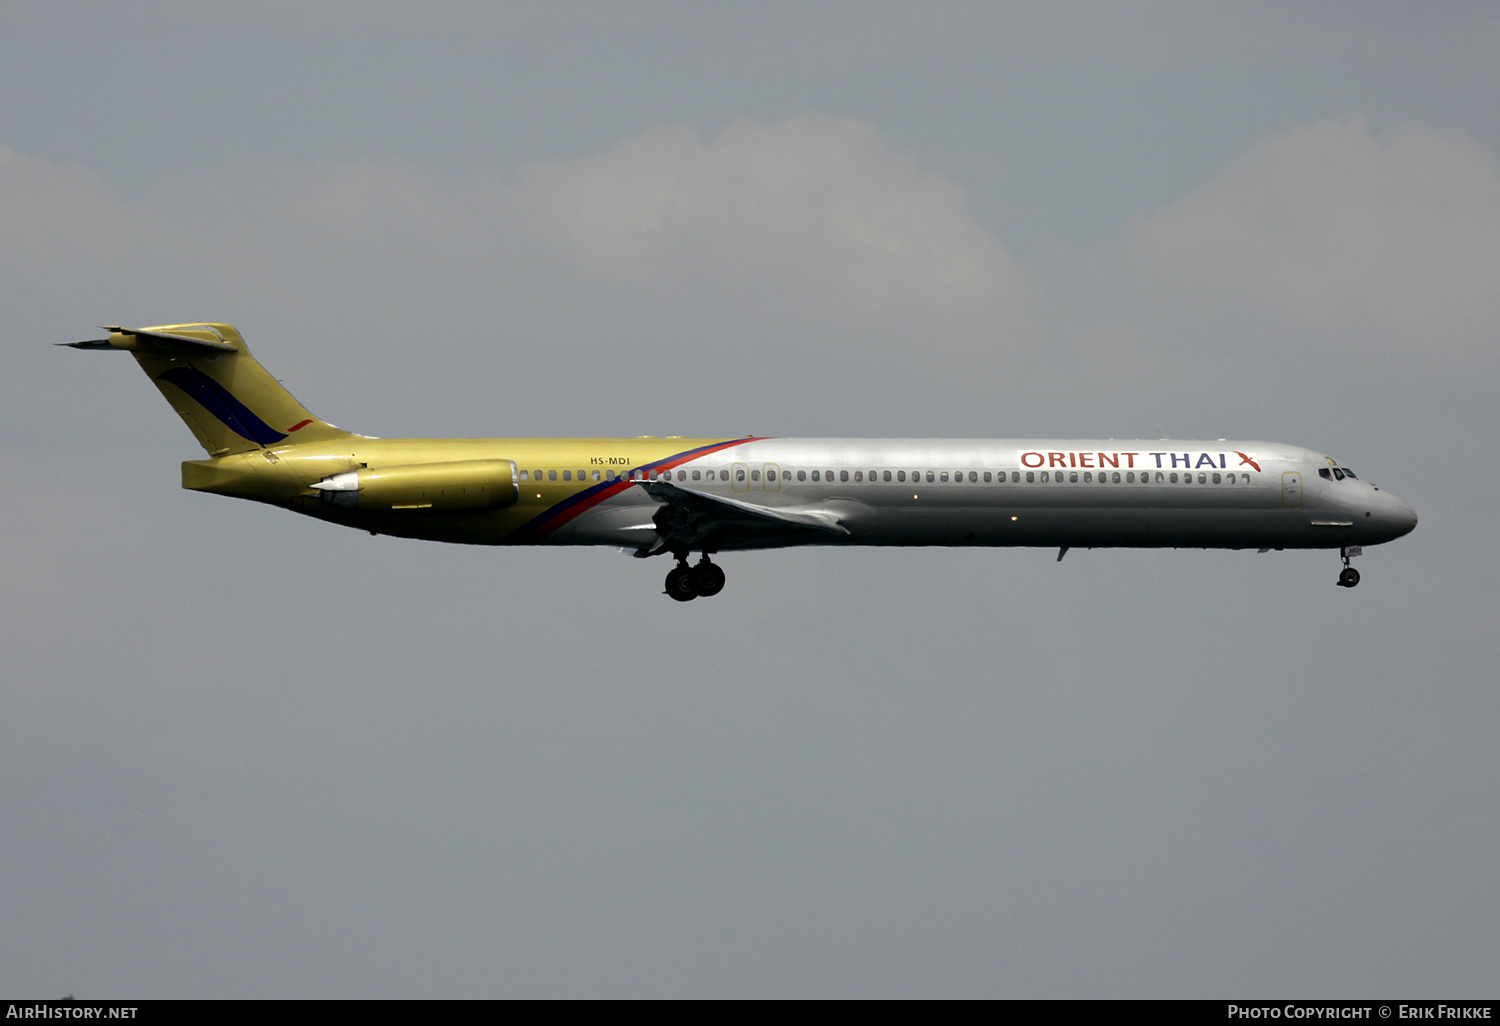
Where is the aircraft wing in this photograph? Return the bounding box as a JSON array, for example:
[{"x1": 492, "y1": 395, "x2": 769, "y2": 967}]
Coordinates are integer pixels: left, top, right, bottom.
[{"x1": 635, "y1": 479, "x2": 850, "y2": 556}]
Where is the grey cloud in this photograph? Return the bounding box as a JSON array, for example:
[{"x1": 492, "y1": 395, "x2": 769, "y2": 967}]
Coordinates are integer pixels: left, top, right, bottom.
[
  {"x1": 1119, "y1": 116, "x2": 1500, "y2": 366},
  {"x1": 5, "y1": 36, "x2": 1498, "y2": 992}
]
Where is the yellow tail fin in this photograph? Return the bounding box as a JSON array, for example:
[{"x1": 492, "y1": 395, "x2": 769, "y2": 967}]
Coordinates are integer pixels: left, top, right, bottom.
[{"x1": 67, "y1": 323, "x2": 351, "y2": 456}]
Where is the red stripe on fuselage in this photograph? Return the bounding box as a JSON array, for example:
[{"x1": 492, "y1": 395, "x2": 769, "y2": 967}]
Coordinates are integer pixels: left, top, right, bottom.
[
  {"x1": 505, "y1": 437, "x2": 762, "y2": 543},
  {"x1": 287, "y1": 419, "x2": 314, "y2": 432}
]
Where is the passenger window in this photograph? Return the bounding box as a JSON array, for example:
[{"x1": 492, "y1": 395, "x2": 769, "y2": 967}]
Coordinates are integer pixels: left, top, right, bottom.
[
  {"x1": 811, "y1": 470, "x2": 820, "y2": 481},
  {"x1": 1026, "y1": 471, "x2": 1035, "y2": 483},
  {"x1": 840, "y1": 470, "x2": 849, "y2": 482},
  {"x1": 720, "y1": 470, "x2": 729, "y2": 481},
  {"x1": 1083, "y1": 472, "x2": 1092, "y2": 483},
  {"x1": 563, "y1": 470, "x2": 572, "y2": 481},
  {"x1": 926, "y1": 471, "x2": 935, "y2": 483},
  {"x1": 751, "y1": 469, "x2": 761, "y2": 482},
  {"x1": 797, "y1": 470, "x2": 806, "y2": 481},
  {"x1": 854, "y1": 471, "x2": 863, "y2": 482},
  {"x1": 1169, "y1": 473, "x2": 1177, "y2": 483},
  {"x1": 1067, "y1": 471, "x2": 1076, "y2": 483},
  {"x1": 940, "y1": 472, "x2": 949, "y2": 483},
  {"x1": 1212, "y1": 472, "x2": 1221, "y2": 483},
  {"x1": 1041, "y1": 471, "x2": 1050, "y2": 483},
  {"x1": 1012, "y1": 471, "x2": 1020, "y2": 483},
  {"x1": 1126, "y1": 472, "x2": 1134, "y2": 483},
  {"x1": 1227, "y1": 473, "x2": 1235, "y2": 483},
  {"x1": 691, "y1": 469, "x2": 701, "y2": 480},
  {"x1": 883, "y1": 471, "x2": 892, "y2": 482},
  {"x1": 548, "y1": 470, "x2": 558, "y2": 481},
  {"x1": 735, "y1": 468, "x2": 746, "y2": 482},
  {"x1": 897, "y1": 471, "x2": 906, "y2": 482},
  {"x1": 828, "y1": 471, "x2": 836, "y2": 482},
  {"x1": 768, "y1": 469, "x2": 777, "y2": 482},
  {"x1": 1197, "y1": 473, "x2": 1206, "y2": 483},
  {"x1": 983, "y1": 471, "x2": 992, "y2": 483},
  {"x1": 1112, "y1": 472, "x2": 1121, "y2": 483},
  {"x1": 520, "y1": 470, "x2": 529, "y2": 481}
]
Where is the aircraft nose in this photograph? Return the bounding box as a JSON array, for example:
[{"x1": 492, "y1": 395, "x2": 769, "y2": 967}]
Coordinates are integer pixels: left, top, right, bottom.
[
  {"x1": 1391, "y1": 497, "x2": 1418, "y2": 537},
  {"x1": 1373, "y1": 491, "x2": 1418, "y2": 540}
]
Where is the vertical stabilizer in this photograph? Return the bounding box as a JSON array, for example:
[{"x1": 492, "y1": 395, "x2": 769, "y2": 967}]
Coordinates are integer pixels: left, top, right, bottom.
[{"x1": 78, "y1": 323, "x2": 352, "y2": 456}]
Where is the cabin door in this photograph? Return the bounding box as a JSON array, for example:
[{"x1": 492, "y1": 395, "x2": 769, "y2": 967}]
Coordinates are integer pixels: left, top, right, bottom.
[{"x1": 1281, "y1": 471, "x2": 1303, "y2": 508}]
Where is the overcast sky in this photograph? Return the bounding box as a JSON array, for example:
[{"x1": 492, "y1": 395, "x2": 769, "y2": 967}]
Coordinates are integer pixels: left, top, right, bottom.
[{"x1": 3, "y1": 2, "x2": 1497, "y2": 998}]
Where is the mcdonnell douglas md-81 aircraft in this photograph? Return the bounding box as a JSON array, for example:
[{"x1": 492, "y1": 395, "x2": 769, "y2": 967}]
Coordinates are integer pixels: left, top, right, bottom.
[{"x1": 65, "y1": 324, "x2": 1417, "y2": 600}]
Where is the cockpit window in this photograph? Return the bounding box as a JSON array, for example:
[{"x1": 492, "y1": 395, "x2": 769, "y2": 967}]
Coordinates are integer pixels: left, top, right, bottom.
[
  {"x1": 1332, "y1": 468, "x2": 1345, "y2": 480},
  {"x1": 1319, "y1": 468, "x2": 1332, "y2": 480},
  {"x1": 1342, "y1": 469, "x2": 1357, "y2": 479}
]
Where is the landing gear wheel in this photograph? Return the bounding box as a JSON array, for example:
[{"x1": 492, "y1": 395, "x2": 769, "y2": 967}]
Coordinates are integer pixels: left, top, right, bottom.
[
  {"x1": 689, "y1": 560, "x2": 725, "y2": 597},
  {"x1": 665, "y1": 564, "x2": 697, "y2": 602},
  {"x1": 1338, "y1": 567, "x2": 1361, "y2": 588}
]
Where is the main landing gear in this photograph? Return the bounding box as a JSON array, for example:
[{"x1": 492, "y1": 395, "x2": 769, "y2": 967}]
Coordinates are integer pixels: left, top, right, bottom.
[
  {"x1": 1337, "y1": 545, "x2": 1362, "y2": 588},
  {"x1": 665, "y1": 555, "x2": 726, "y2": 602}
]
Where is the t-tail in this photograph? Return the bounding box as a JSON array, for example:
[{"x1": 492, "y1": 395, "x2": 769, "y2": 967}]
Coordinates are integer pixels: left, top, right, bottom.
[{"x1": 61, "y1": 323, "x2": 350, "y2": 456}]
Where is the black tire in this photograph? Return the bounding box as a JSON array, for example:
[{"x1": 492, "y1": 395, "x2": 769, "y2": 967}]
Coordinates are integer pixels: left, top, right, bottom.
[
  {"x1": 666, "y1": 565, "x2": 697, "y2": 601},
  {"x1": 1339, "y1": 567, "x2": 1361, "y2": 588},
  {"x1": 690, "y1": 562, "x2": 726, "y2": 597}
]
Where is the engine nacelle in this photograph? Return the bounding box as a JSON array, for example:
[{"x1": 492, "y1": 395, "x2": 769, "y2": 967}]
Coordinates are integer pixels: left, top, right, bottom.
[{"x1": 311, "y1": 459, "x2": 518, "y2": 513}]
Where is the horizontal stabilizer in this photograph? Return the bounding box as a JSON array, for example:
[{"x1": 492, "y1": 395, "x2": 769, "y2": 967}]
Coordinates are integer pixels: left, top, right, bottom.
[
  {"x1": 105, "y1": 325, "x2": 239, "y2": 353},
  {"x1": 58, "y1": 326, "x2": 238, "y2": 354}
]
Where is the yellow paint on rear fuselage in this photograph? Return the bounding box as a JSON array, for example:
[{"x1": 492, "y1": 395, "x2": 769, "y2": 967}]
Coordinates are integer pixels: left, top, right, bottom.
[{"x1": 184, "y1": 435, "x2": 734, "y2": 544}]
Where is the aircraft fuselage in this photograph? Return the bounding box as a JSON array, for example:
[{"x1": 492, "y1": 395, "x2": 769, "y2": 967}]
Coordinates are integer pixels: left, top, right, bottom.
[
  {"x1": 184, "y1": 434, "x2": 1418, "y2": 555},
  {"x1": 66, "y1": 323, "x2": 1418, "y2": 599}
]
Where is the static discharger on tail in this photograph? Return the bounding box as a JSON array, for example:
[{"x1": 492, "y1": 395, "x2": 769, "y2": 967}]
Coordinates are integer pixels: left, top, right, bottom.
[{"x1": 62, "y1": 323, "x2": 1418, "y2": 599}]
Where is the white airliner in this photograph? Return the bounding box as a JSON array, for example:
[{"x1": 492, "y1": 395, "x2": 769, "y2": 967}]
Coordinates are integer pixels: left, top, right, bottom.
[{"x1": 66, "y1": 323, "x2": 1419, "y2": 600}]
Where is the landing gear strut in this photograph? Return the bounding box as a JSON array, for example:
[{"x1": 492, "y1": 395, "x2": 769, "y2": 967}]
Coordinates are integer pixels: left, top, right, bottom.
[
  {"x1": 664, "y1": 555, "x2": 726, "y2": 601},
  {"x1": 1337, "y1": 545, "x2": 1362, "y2": 588}
]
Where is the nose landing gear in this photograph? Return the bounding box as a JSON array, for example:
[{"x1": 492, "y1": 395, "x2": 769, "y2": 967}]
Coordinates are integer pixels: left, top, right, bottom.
[
  {"x1": 664, "y1": 555, "x2": 726, "y2": 601},
  {"x1": 1337, "y1": 545, "x2": 1362, "y2": 588}
]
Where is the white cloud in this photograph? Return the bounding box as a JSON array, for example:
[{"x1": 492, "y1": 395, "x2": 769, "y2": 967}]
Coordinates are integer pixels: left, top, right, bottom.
[
  {"x1": 506, "y1": 115, "x2": 1041, "y2": 352},
  {"x1": 1119, "y1": 116, "x2": 1500, "y2": 366}
]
